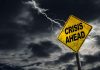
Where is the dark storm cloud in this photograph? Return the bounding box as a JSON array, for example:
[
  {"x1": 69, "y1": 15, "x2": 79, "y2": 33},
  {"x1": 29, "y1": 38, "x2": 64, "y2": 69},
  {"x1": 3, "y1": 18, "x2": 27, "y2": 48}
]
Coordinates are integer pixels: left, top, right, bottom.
[
  {"x1": 0, "y1": 0, "x2": 22, "y2": 21},
  {"x1": 0, "y1": 30, "x2": 22, "y2": 50},
  {"x1": 28, "y1": 41, "x2": 61, "y2": 57},
  {"x1": 37, "y1": 0, "x2": 100, "y2": 21},
  {"x1": 53, "y1": 53, "x2": 75, "y2": 64},
  {"x1": 22, "y1": 62, "x2": 42, "y2": 67},
  {"x1": 0, "y1": 63, "x2": 24, "y2": 70},
  {"x1": 90, "y1": 66, "x2": 100, "y2": 70},
  {"x1": 0, "y1": 0, "x2": 55, "y2": 50},
  {"x1": 0, "y1": 0, "x2": 26, "y2": 50},
  {"x1": 58, "y1": 53, "x2": 74, "y2": 63},
  {"x1": 95, "y1": 35, "x2": 100, "y2": 45},
  {"x1": 0, "y1": 20, "x2": 24, "y2": 50},
  {"x1": 66, "y1": 65, "x2": 75, "y2": 70},
  {"x1": 83, "y1": 52, "x2": 100, "y2": 64}
]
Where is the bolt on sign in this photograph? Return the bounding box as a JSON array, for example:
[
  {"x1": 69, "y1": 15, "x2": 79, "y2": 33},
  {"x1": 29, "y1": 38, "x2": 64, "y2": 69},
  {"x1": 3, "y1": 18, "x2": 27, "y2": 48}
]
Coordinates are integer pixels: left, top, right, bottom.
[{"x1": 57, "y1": 15, "x2": 92, "y2": 52}]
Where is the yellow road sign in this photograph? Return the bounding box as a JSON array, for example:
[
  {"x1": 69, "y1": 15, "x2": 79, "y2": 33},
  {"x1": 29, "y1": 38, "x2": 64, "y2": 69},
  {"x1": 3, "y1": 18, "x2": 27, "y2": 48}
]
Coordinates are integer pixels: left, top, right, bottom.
[{"x1": 57, "y1": 15, "x2": 92, "y2": 52}]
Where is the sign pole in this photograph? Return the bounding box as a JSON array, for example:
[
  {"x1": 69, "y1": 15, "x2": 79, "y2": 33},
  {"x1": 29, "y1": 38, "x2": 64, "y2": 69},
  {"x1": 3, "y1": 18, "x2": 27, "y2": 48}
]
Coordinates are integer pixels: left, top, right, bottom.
[{"x1": 75, "y1": 53, "x2": 81, "y2": 70}]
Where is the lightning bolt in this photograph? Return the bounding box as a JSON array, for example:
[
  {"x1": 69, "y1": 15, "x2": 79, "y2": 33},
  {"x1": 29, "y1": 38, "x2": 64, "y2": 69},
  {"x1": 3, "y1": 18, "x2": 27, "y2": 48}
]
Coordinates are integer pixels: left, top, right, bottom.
[{"x1": 25, "y1": 0, "x2": 62, "y2": 30}]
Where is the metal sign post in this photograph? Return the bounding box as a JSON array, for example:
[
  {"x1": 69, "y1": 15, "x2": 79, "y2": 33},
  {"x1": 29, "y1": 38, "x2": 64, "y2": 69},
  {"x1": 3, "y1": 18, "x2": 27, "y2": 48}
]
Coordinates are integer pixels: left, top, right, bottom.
[{"x1": 75, "y1": 53, "x2": 81, "y2": 70}]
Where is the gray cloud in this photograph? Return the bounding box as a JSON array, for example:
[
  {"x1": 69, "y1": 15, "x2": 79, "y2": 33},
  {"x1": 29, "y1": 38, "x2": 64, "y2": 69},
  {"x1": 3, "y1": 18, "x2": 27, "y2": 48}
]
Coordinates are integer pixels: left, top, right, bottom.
[
  {"x1": 66, "y1": 65, "x2": 76, "y2": 70},
  {"x1": 95, "y1": 35, "x2": 100, "y2": 45},
  {"x1": 90, "y1": 66, "x2": 100, "y2": 70},
  {"x1": 56, "y1": 53, "x2": 75, "y2": 63},
  {"x1": 28, "y1": 41, "x2": 61, "y2": 57},
  {"x1": 83, "y1": 53, "x2": 100, "y2": 64},
  {"x1": 0, "y1": 63, "x2": 24, "y2": 70}
]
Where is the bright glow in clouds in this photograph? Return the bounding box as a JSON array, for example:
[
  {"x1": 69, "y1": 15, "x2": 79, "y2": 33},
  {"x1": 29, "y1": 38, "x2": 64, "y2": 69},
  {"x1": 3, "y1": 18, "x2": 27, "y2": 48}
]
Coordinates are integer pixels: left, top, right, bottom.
[{"x1": 80, "y1": 20, "x2": 100, "y2": 55}]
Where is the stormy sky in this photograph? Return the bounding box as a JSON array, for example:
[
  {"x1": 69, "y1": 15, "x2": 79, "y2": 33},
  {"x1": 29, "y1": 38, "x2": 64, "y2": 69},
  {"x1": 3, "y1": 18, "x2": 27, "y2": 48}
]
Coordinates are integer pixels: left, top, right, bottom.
[{"x1": 0, "y1": 0, "x2": 100, "y2": 70}]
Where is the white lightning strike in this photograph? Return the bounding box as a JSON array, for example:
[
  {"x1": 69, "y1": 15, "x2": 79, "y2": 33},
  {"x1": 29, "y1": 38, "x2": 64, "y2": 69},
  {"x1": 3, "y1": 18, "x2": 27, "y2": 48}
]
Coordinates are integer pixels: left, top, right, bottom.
[{"x1": 25, "y1": 0, "x2": 62, "y2": 29}]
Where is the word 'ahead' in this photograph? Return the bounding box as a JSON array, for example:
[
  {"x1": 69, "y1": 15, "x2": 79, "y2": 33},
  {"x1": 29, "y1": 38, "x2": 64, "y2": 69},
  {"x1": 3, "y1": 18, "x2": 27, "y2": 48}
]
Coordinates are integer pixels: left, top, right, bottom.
[{"x1": 57, "y1": 15, "x2": 92, "y2": 52}]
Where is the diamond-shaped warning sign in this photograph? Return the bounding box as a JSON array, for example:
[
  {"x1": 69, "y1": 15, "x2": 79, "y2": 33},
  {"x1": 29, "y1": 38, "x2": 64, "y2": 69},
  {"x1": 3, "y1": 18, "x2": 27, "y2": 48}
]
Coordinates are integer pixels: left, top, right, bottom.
[{"x1": 57, "y1": 15, "x2": 92, "y2": 52}]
